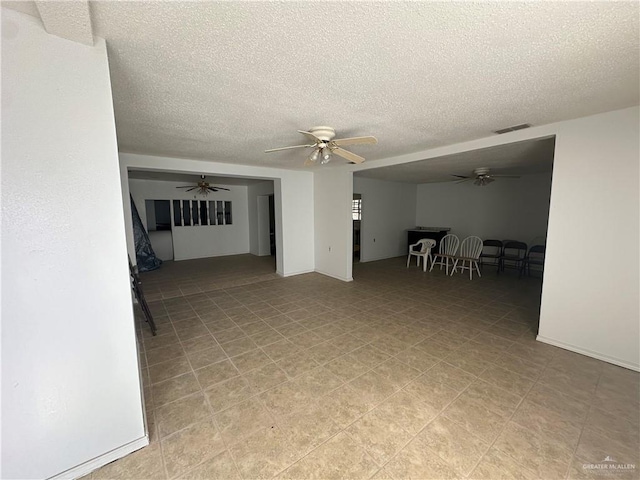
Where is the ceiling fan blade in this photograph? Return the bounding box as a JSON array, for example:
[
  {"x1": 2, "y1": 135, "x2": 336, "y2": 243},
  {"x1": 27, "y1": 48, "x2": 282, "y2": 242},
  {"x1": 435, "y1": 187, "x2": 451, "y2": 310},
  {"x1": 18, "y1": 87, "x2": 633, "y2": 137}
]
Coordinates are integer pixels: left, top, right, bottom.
[
  {"x1": 454, "y1": 178, "x2": 472, "y2": 184},
  {"x1": 332, "y1": 136, "x2": 378, "y2": 147},
  {"x1": 490, "y1": 175, "x2": 521, "y2": 178},
  {"x1": 176, "y1": 185, "x2": 196, "y2": 188},
  {"x1": 332, "y1": 147, "x2": 365, "y2": 164},
  {"x1": 450, "y1": 175, "x2": 470, "y2": 179},
  {"x1": 297, "y1": 130, "x2": 322, "y2": 143},
  {"x1": 207, "y1": 187, "x2": 218, "y2": 192},
  {"x1": 264, "y1": 144, "x2": 314, "y2": 153},
  {"x1": 214, "y1": 187, "x2": 230, "y2": 191},
  {"x1": 186, "y1": 187, "x2": 198, "y2": 192}
]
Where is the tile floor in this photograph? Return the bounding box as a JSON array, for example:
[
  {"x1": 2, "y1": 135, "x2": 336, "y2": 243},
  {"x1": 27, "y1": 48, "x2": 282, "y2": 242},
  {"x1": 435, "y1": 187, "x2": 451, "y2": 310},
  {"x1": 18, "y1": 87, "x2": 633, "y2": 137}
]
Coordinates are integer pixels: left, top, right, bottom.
[{"x1": 89, "y1": 256, "x2": 639, "y2": 480}]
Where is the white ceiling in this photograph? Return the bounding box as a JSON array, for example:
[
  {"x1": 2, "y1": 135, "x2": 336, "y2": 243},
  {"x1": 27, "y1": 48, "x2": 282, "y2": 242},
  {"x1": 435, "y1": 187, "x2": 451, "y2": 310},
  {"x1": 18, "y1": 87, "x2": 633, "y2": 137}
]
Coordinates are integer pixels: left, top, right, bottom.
[
  {"x1": 5, "y1": 1, "x2": 639, "y2": 171},
  {"x1": 355, "y1": 136, "x2": 555, "y2": 184},
  {"x1": 127, "y1": 170, "x2": 265, "y2": 186}
]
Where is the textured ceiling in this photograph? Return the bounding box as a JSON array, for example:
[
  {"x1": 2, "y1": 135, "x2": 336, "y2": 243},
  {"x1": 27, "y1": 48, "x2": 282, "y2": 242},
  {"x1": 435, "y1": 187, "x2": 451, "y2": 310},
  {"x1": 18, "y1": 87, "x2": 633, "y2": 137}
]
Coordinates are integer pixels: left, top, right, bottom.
[
  {"x1": 355, "y1": 137, "x2": 555, "y2": 184},
  {"x1": 128, "y1": 171, "x2": 265, "y2": 186},
  {"x1": 6, "y1": 1, "x2": 640, "y2": 170}
]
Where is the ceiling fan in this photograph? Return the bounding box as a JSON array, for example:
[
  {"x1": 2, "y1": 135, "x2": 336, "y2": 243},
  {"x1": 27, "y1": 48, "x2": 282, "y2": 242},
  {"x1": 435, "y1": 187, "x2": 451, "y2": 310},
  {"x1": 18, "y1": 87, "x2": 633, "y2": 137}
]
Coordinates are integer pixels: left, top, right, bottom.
[
  {"x1": 265, "y1": 126, "x2": 377, "y2": 165},
  {"x1": 451, "y1": 167, "x2": 520, "y2": 186},
  {"x1": 175, "y1": 175, "x2": 230, "y2": 195}
]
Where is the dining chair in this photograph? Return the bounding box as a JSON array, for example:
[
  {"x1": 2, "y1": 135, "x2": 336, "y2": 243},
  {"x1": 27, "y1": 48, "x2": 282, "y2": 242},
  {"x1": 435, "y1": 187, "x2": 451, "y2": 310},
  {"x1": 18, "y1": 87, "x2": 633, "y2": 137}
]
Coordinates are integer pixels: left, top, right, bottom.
[
  {"x1": 451, "y1": 236, "x2": 484, "y2": 280},
  {"x1": 429, "y1": 234, "x2": 460, "y2": 276},
  {"x1": 406, "y1": 238, "x2": 436, "y2": 272}
]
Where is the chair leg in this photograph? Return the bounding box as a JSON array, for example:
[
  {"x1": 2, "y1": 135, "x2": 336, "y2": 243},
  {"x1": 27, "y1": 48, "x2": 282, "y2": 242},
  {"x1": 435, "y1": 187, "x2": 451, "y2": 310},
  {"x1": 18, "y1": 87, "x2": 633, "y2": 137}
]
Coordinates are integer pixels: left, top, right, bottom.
[
  {"x1": 406, "y1": 254, "x2": 411, "y2": 268},
  {"x1": 475, "y1": 261, "x2": 481, "y2": 278}
]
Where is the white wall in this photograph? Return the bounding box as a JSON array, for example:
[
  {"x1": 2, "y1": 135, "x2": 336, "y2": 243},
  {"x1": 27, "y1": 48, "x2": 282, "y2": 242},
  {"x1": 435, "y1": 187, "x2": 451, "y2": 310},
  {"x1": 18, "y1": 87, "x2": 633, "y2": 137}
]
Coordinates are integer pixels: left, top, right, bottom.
[
  {"x1": 537, "y1": 107, "x2": 639, "y2": 370},
  {"x1": 353, "y1": 177, "x2": 418, "y2": 262},
  {"x1": 415, "y1": 173, "x2": 552, "y2": 244},
  {"x1": 247, "y1": 181, "x2": 275, "y2": 256},
  {"x1": 1, "y1": 9, "x2": 145, "y2": 479},
  {"x1": 314, "y1": 169, "x2": 353, "y2": 281},
  {"x1": 120, "y1": 154, "x2": 314, "y2": 277},
  {"x1": 129, "y1": 179, "x2": 250, "y2": 261}
]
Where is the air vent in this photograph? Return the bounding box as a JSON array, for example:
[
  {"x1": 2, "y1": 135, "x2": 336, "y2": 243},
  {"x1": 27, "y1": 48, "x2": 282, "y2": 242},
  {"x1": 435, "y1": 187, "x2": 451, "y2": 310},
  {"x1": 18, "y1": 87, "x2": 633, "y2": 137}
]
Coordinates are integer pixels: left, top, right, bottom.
[{"x1": 494, "y1": 123, "x2": 532, "y2": 135}]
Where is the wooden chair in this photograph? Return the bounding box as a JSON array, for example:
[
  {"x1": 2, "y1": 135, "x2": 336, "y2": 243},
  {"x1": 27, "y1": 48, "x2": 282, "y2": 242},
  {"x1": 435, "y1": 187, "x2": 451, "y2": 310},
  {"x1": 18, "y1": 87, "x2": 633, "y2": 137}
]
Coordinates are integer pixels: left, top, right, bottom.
[
  {"x1": 451, "y1": 236, "x2": 484, "y2": 280},
  {"x1": 429, "y1": 234, "x2": 460, "y2": 276}
]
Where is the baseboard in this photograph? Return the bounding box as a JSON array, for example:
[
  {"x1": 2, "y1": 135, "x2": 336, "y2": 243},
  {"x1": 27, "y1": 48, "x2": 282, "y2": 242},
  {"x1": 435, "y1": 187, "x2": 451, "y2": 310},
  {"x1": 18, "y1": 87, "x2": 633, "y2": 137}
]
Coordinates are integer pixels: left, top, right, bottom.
[
  {"x1": 536, "y1": 335, "x2": 640, "y2": 372},
  {"x1": 47, "y1": 435, "x2": 149, "y2": 480},
  {"x1": 360, "y1": 254, "x2": 403, "y2": 263},
  {"x1": 314, "y1": 270, "x2": 353, "y2": 282},
  {"x1": 279, "y1": 268, "x2": 315, "y2": 277}
]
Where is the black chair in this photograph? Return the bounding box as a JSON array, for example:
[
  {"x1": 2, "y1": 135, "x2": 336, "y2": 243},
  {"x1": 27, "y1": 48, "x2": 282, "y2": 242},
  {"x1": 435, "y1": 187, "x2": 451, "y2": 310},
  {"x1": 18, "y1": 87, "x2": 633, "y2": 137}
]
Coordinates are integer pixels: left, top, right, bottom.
[
  {"x1": 479, "y1": 239, "x2": 503, "y2": 271},
  {"x1": 500, "y1": 241, "x2": 527, "y2": 273},
  {"x1": 519, "y1": 245, "x2": 546, "y2": 278}
]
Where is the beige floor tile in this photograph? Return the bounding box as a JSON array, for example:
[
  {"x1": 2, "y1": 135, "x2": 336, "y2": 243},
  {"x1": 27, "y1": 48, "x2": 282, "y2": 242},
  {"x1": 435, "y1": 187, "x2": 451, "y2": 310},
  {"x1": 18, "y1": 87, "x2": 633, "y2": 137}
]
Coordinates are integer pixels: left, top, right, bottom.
[
  {"x1": 176, "y1": 451, "x2": 240, "y2": 480},
  {"x1": 403, "y1": 375, "x2": 459, "y2": 411},
  {"x1": 349, "y1": 370, "x2": 398, "y2": 407},
  {"x1": 345, "y1": 408, "x2": 413, "y2": 464},
  {"x1": 349, "y1": 345, "x2": 392, "y2": 369},
  {"x1": 511, "y1": 400, "x2": 583, "y2": 451},
  {"x1": 230, "y1": 426, "x2": 300, "y2": 479},
  {"x1": 442, "y1": 393, "x2": 507, "y2": 443},
  {"x1": 161, "y1": 419, "x2": 225, "y2": 479},
  {"x1": 574, "y1": 427, "x2": 639, "y2": 468},
  {"x1": 321, "y1": 383, "x2": 372, "y2": 428},
  {"x1": 382, "y1": 437, "x2": 461, "y2": 480},
  {"x1": 149, "y1": 356, "x2": 193, "y2": 384},
  {"x1": 204, "y1": 376, "x2": 255, "y2": 412},
  {"x1": 325, "y1": 353, "x2": 371, "y2": 382},
  {"x1": 279, "y1": 403, "x2": 341, "y2": 455},
  {"x1": 470, "y1": 447, "x2": 539, "y2": 479},
  {"x1": 146, "y1": 343, "x2": 186, "y2": 367},
  {"x1": 155, "y1": 393, "x2": 212, "y2": 438},
  {"x1": 372, "y1": 358, "x2": 421, "y2": 389},
  {"x1": 180, "y1": 334, "x2": 217, "y2": 354},
  {"x1": 279, "y1": 432, "x2": 378, "y2": 480},
  {"x1": 229, "y1": 348, "x2": 273, "y2": 373},
  {"x1": 463, "y1": 379, "x2": 523, "y2": 417},
  {"x1": 214, "y1": 397, "x2": 275, "y2": 445},
  {"x1": 194, "y1": 359, "x2": 239, "y2": 389},
  {"x1": 92, "y1": 443, "x2": 165, "y2": 480},
  {"x1": 375, "y1": 390, "x2": 439, "y2": 435},
  {"x1": 287, "y1": 330, "x2": 324, "y2": 349},
  {"x1": 418, "y1": 416, "x2": 489, "y2": 475},
  {"x1": 185, "y1": 345, "x2": 226, "y2": 370},
  {"x1": 523, "y1": 383, "x2": 590, "y2": 425},
  {"x1": 493, "y1": 421, "x2": 574, "y2": 479},
  {"x1": 294, "y1": 366, "x2": 344, "y2": 397},
  {"x1": 244, "y1": 362, "x2": 288, "y2": 393},
  {"x1": 152, "y1": 373, "x2": 201, "y2": 407},
  {"x1": 584, "y1": 406, "x2": 640, "y2": 447},
  {"x1": 479, "y1": 364, "x2": 535, "y2": 397},
  {"x1": 276, "y1": 351, "x2": 320, "y2": 379},
  {"x1": 422, "y1": 361, "x2": 477, "y2": 392},
  {"x1": 260, "y1": 380, "x2": 314, "y2": 417},
  {"x1": 394, "y1": 346, "x2": 440, "y2": 372}
]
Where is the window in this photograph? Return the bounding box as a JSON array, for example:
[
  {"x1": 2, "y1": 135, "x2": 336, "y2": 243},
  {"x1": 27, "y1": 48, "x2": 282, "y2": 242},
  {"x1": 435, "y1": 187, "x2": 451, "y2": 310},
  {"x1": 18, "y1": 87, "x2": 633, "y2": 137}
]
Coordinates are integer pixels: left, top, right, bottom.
[
  {"x1": 172, "y1": 199, "x2": 233, "y2": 227},
  {"x1": 352, "y1": 198, "x2": 362, "y2": 220}
]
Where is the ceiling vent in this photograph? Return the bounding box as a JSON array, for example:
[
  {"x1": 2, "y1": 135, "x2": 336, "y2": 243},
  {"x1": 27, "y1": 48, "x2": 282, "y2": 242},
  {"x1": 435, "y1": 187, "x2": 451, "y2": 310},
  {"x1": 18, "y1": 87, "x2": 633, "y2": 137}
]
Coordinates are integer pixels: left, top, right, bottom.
[{"x1": 493, "y1": 123, "x2": 532, "y2": 135}]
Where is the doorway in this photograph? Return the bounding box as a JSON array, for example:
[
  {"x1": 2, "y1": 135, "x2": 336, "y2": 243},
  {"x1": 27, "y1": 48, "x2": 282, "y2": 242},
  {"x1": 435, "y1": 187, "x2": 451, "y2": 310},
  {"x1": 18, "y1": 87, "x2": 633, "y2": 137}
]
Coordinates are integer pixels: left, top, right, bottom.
[
  {"x1": 353, "y1": 194, "x2": 362, "y2": 261},
  {"x1": 144, "y1": 199, "x2": 174, "y2": 261}
]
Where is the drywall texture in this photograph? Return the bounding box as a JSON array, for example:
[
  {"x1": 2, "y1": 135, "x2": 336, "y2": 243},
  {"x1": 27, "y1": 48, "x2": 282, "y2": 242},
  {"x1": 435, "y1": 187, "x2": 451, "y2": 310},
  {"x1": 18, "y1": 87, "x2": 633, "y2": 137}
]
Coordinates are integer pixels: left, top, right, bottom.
[
  {"x1": 538, "y1": 107, "x2": 640, "y2": 370},
  {"x1": 314, "y1": 170, "x2": 354, "y2": 281},
  {"x1": 129, "y1": 179, "x2": 250, "y2": 261},
  {"x1": 120, "y1": 153, "x2": 314, "y2": 277},
  {"x1": 415, "y1": 173, "x2": 552, "y2": 244},
  {"x1": 1, "y1": 9, "x2": 144, "y2": 479},
  {"x1": 353, "y1": 177, "x2": 418, "y2": 262}
]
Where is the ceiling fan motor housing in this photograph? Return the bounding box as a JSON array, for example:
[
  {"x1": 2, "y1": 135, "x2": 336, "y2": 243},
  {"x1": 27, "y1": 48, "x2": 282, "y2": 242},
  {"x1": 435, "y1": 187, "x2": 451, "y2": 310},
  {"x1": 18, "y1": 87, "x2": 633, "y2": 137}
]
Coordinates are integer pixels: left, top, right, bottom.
[{"x1": 309, "y1": 126, "x2": 336, "y2": 142}]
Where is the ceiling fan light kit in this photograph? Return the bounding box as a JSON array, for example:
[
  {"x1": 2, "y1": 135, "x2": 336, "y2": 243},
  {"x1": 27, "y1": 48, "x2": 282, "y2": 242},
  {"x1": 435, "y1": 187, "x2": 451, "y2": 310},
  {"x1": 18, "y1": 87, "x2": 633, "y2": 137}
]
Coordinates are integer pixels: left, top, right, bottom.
[{"x1": 266, "y1": 126, "x2": 377, "y2": 166}]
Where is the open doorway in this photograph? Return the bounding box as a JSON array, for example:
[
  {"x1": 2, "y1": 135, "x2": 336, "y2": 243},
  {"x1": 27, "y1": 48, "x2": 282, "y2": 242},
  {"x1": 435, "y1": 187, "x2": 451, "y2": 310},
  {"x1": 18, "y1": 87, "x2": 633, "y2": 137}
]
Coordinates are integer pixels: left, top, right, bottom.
[
  {"x1": 144, "y1": 199, "x2": 174, "y2": 261},
  {"x1": 353, "y1": 193, "x2": 362, "y2": 261}
]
